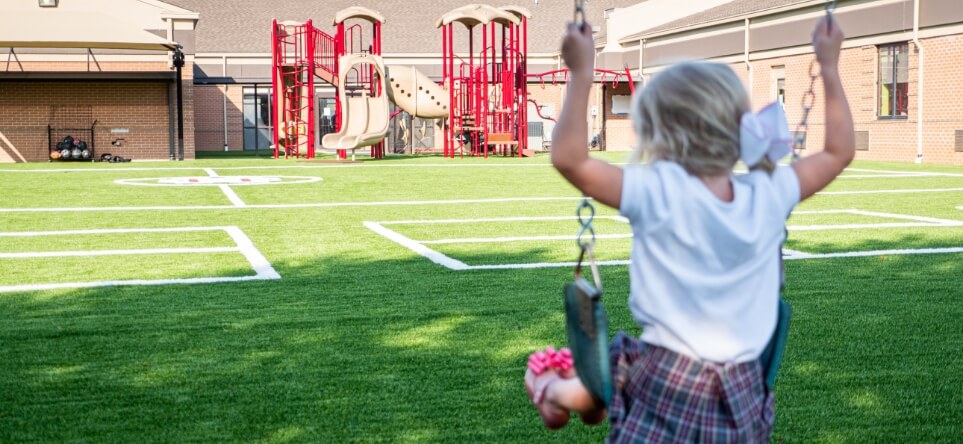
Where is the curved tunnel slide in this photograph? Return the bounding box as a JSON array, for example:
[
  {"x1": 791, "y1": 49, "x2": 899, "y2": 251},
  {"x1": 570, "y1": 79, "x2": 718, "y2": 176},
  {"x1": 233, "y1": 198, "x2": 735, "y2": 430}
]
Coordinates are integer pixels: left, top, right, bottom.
[
  {"x1": 320, "y1": 58, "x2": 449, "y2": 152},
  {"x1": 385, "y1": 65, "x2": 449, "y2": 119}
]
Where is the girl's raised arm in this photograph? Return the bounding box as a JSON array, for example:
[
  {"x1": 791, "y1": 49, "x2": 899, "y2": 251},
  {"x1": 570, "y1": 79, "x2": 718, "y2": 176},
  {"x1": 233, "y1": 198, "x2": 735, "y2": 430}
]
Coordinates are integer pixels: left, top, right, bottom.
[
  {"x1": 792, "y1": 17, "x2": 855, "y2": 201},
  {"x1": 551, "y1": 23, "x2": 624, "y2": 209}
]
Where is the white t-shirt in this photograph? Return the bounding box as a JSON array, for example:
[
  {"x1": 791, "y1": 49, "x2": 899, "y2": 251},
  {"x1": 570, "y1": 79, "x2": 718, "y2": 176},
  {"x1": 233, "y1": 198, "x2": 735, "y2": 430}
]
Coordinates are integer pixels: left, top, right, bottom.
[{"x1": 619, "y1": 161, "x2": 800, "y2": 363}]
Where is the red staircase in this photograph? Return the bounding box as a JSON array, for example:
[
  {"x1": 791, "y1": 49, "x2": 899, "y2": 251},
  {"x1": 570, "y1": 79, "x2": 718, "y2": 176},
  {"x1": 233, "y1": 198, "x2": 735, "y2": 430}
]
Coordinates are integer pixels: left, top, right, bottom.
[{"x1": 272, "y1": 20, "x2": 337, "y2": 159}]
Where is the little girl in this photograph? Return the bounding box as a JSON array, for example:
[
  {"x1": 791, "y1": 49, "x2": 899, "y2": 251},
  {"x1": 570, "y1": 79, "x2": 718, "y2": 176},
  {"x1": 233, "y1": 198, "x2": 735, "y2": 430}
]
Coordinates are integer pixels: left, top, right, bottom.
[{"x1": 525, "y1": 16, "x2": 853, "y2": 442}]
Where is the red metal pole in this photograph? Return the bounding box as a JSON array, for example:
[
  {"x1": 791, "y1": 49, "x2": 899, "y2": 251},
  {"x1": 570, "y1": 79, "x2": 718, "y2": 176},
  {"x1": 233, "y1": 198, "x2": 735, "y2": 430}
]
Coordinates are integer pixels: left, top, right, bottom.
[
  {"x1": 374, "y1": 21, "x2": 383, "y2": 158},
  {"x1": 271, "y1": 20, "x2": 279, "y2": 159},
  {"x1": 521, "y1": 17, "x2": 528, "y2": 154},
  {"x1": 442, "y1": 25, "x2": 449, "y2": 158},
  {"x1": 336, "y1": 22, "x2": 346, "y2": 160},
  {"x1": 482, "y1": 24, "x2": 488, "y2": 158},
  {"x1": 448, "y1": 25, "x2": 455, "y2": 158},
  {"x1": 306, "y1": 20, "x2": 316, "y2": 159},
  {"x1": 624, "y1": 65, "x2": 635, "y2": 95}
]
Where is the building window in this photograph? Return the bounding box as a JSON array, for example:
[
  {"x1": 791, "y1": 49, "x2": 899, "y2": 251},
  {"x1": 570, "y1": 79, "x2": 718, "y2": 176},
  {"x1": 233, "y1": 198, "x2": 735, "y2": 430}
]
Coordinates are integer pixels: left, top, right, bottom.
[
  {"x1": 611, "y1": 95, "x2": 631, "y2": 115},
  {"x1": 878, "y1": 43, "x2": 908, "y2": 119},
  {"x1": 776, "y1": 78, "x2": 786, "y2": 107},
  {"x1": 771, "y1": 65, "x2": 786, "y2": 107},
  {"x1": 243, "y1": 86, "x2": 272, "y2": 150}
]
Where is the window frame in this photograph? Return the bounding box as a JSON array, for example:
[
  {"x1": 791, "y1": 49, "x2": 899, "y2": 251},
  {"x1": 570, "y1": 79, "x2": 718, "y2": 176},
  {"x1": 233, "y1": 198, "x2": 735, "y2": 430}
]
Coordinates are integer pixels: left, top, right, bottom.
[
  {"x1": 877, "y1": 43, "x2": 909, "y2": 120},
  {"x1": 242, "y1": 85, "x2": 273, "y2": 151}
]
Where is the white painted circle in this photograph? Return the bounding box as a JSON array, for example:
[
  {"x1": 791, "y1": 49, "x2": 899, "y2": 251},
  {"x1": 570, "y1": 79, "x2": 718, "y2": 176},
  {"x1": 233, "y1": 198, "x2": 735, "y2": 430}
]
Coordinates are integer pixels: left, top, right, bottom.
[{"x1": 115, "y1": 176, "x2": 322, "y2": 187}]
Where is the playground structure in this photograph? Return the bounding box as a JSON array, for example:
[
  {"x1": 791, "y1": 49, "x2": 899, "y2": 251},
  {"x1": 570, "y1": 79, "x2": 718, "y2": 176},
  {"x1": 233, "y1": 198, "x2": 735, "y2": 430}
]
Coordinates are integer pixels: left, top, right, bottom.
[
  {"x1": 272, "y1": 7, "x2": 446, "y2": 160},
  {"x1": 438, "y1": 5, "x2": 530, "y2": 158},
  {"x1": 272, "y1": 4, "x2": 636, "y2": 160}
]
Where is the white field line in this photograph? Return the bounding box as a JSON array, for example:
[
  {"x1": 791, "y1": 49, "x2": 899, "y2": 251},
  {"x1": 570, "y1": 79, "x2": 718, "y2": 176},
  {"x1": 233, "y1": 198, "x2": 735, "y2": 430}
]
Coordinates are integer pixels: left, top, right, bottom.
[
  {"x1": 785, "y1": 247, "x2": 963, "y2": 260},
  {"x1": 363, "y1": 221, "x2": 470, "y2": 270},
  {"x1": 837, "y1": 173, "x2": 936, "y2": 179},
  {"x1": 205, "y1": 168, "x2": 246, "y2": 208},
  {"x1": 462, "y1": 248, "x2": 963, "y2": 270},
  {"x1": 225, "y1": 226, "x2": 281, "y2": 279},
  {"x1": 419, "y1": 233, "x2": 633, "y2": 245},
  {"x1": 0, "y1": 163, "x2": 563, "y2": 173},
  {"x1": 0, "y1": 226, "x2": 234, "y2": 237},
  {"x1": 846, "y1": 168, "x2": 963, "y2": 178},
  {"x1": 468, "y1": 260, "x2": 633, "y2": 270},
  {"x1": 782, "y1": 249, "x2": 809, "y2": 259},
  {"x1": 380, "y1": 215, "x2": 627, "y2": 225},
  {"x1": 817, "y1": 187, "x2": 963, "y2": 195},
  {"x1": 846, "y1": 209, "x2": 963, "y2": 225},
  {"x1": 367, "y1": 210, "x2": 963, "y2": 270},
  {"x1": 3, "y1": 164, "x2": 960, "y2": 175},
  {"x1": 787, "y1": 209, "x2": 963, "y2": 231},
  {"x1": 0, "y1": 226, "x2": 280, "y2": 293},
  {"x1": 0, "y1": 247, "x2": 237, "y2": 259},
  {"x1": 0, "y1": 275, "x2": 279, "y2": 294},
  {"x1": 0, "y1": 196, "x2": 587, "y2": 213}
]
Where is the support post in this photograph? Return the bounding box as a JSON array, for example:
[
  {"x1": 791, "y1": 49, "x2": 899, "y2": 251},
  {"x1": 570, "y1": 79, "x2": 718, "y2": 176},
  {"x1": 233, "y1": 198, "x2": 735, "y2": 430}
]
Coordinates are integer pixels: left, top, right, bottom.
[{"x1": 173, "y1": 48, "x2": 186, "y2": 161}]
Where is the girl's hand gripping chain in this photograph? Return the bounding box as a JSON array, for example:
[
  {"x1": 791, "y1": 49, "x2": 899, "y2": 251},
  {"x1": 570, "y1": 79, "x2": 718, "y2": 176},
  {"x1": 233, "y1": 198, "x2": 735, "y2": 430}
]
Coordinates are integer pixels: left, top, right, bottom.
[
  {"x1": 561, "y1": 22, "x2": 595, "y2": 79},
  {"x1": 812, "y1": 15, "x2": 844, "y2": 71},
  {"x1": 792, "y1": 15, "x2": 854, "y2": 202}
]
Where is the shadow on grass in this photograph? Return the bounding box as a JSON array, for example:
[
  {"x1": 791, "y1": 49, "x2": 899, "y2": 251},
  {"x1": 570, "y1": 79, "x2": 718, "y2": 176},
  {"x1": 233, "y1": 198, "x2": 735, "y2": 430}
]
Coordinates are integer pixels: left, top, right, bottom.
[
  {"x1": 0, "y1": 251, "x2": 632, "y2": 443},
  {"x1": 1, "y1": 245, "x2": 961, "y2": 442}
]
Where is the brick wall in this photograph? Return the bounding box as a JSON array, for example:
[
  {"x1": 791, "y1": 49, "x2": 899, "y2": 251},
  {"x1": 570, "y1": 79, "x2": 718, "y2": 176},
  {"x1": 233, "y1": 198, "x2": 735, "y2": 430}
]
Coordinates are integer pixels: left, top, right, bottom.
[
  {"x1": 603, "y1": 82, "x2": 635, "y2": 151},
  {"x1": 194, "y1": 84, "x2": 243, "y2": 151},
  {"x1": 742, "y1": 34, "x2": 963, "y2": 165},
  {"x1": 0, "y1": 61, "x2": 196, "y2": 162}
]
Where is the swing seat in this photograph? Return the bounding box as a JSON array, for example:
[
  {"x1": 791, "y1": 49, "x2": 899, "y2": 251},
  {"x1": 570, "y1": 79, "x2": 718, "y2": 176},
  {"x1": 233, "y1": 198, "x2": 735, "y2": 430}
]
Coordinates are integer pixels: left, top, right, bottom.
[
  {"x1": 759, "y1": 297, "x2": 792, "y2": 389},
  {"x1": 564, "y1": 277, "x2": 613, "y2": 408}
]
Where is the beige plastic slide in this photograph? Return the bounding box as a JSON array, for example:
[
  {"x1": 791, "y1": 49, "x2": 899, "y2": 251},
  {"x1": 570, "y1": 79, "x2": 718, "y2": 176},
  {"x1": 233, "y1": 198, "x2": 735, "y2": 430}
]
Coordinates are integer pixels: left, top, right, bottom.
[
  {"x1": 385, "y1": 65, "x2": 449, "y2": 118},
  {"x1": 321, "y1": 53, "x2": 390, "y2": 151}
]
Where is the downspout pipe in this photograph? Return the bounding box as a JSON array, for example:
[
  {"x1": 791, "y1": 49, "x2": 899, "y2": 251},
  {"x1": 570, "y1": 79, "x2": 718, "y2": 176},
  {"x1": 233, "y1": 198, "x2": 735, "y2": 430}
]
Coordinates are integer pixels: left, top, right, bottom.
[
  {"x1": 913, "y1": 0, "x2": 924, "y2": 163},
  {"x1": 744, "y1": 18, "x2": 753, "y2": 101},
  {"x1": 223, "y1": 55, "x2": 229, "y2": 151}
]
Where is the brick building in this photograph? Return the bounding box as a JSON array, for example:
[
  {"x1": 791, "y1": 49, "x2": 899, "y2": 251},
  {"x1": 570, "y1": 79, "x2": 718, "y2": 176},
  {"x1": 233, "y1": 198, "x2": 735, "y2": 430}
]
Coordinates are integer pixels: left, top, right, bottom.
[
  {"x1": 603, "y1": 0, "x2": 963, "y2": 164},
  {"x1": 2, "y1": 0, "x2": 961, "y2": 164},
  {"x1": 0, "y1": 0, "x2": 198, "y2": 162}
]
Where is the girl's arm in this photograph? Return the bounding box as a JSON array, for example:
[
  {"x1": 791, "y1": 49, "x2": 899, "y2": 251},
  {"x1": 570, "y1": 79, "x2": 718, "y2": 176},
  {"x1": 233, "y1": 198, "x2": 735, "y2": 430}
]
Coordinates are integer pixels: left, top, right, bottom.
[
  {"x1": 552, "y1": 23, "x2": 624, "y2": 209},
  {"x1": 792, "y1": 17, "x2": 855, "y2": 201}
]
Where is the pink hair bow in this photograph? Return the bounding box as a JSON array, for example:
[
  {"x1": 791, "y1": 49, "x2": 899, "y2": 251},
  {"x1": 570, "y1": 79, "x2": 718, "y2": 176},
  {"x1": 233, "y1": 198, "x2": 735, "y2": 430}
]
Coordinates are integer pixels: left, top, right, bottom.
[
  {"x1": 527, "y1": 346, "x2": 574, "y2": 375},
  {"x1": 740, "y1": 102, "x2": 793, "y2": 167}
]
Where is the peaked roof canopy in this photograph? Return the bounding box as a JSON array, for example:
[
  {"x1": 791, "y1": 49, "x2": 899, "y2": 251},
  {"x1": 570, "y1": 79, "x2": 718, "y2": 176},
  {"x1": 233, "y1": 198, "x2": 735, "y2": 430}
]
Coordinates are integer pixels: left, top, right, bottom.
[
  {"x1": 333, "y1": 6, "x2": 386, "y2": 26},
  {"x1": 436, "y1": 4, "x2": 520, "y2": 29}
]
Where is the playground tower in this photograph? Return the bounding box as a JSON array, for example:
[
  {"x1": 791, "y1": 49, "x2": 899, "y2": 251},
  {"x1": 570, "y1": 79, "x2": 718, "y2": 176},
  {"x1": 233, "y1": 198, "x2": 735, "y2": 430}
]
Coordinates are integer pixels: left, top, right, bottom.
[
  {"x1": 271, "y1": 7, "x2": 386, "y2": 160},
  {"x1": 438, "y1": 5, "x2": 532, "y2": 158}
]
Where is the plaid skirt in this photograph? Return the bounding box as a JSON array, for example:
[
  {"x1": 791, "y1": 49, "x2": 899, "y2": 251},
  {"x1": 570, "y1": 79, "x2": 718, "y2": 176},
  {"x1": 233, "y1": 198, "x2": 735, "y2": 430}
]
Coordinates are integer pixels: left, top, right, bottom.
[{"x1": 607, "y1": 332, "x2": 775, "y2": 444}]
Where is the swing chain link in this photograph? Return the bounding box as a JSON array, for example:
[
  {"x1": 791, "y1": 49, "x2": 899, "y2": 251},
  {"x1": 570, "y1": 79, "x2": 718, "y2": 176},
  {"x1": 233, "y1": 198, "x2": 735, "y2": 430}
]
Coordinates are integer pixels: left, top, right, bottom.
[
  {"x1": 574, "y1": 0, "x2": 587, "y2": 26},
  {"x1": 575, "y1": 197, "x2": 603, "y2": 292},
  {"x1": 792, "y1": 0, "x2": 838, "y2": 160},
  {"x1": 576, "y1": 198, "x2": 597, "y2": 251}
]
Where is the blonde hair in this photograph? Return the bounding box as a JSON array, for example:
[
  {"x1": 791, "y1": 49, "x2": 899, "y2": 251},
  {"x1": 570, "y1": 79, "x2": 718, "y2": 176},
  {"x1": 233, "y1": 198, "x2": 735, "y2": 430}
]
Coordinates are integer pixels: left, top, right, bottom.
[{"x1": 629, "y1": 62, "x2": 750, "y2": 176}]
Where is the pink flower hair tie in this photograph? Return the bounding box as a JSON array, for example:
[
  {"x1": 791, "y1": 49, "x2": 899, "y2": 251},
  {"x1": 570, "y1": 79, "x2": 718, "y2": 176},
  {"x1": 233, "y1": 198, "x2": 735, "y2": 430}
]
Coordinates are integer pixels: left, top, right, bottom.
[{"x1": 527, "y1": 346, "x2": 574, "y2": 375}]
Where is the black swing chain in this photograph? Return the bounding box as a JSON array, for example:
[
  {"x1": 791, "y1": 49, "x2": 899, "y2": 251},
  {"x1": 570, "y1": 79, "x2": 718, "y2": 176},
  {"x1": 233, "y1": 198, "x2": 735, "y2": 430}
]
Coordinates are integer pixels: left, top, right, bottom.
[
  {"x1": 574, "y1": 0, "x2": 586, "y2": 26},
  {"x1": 570, "y1": 1, "x2": 602, "y2": 293},
  {"x1": 575, "y1": 197, "x2": 603, "y2": 293},
  {"x1": 792, "y1": 0, "x2": 839, "y2": 160},
  {"x1": 784, "y1": 0, "x2": 838, "y2": 290}
]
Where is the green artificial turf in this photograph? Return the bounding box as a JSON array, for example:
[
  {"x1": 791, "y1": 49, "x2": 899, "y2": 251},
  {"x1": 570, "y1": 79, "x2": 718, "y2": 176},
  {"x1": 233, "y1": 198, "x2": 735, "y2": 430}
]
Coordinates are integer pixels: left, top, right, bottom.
[{"x1": 0, "y1": 154, "x2": 961, "y2": 442}]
